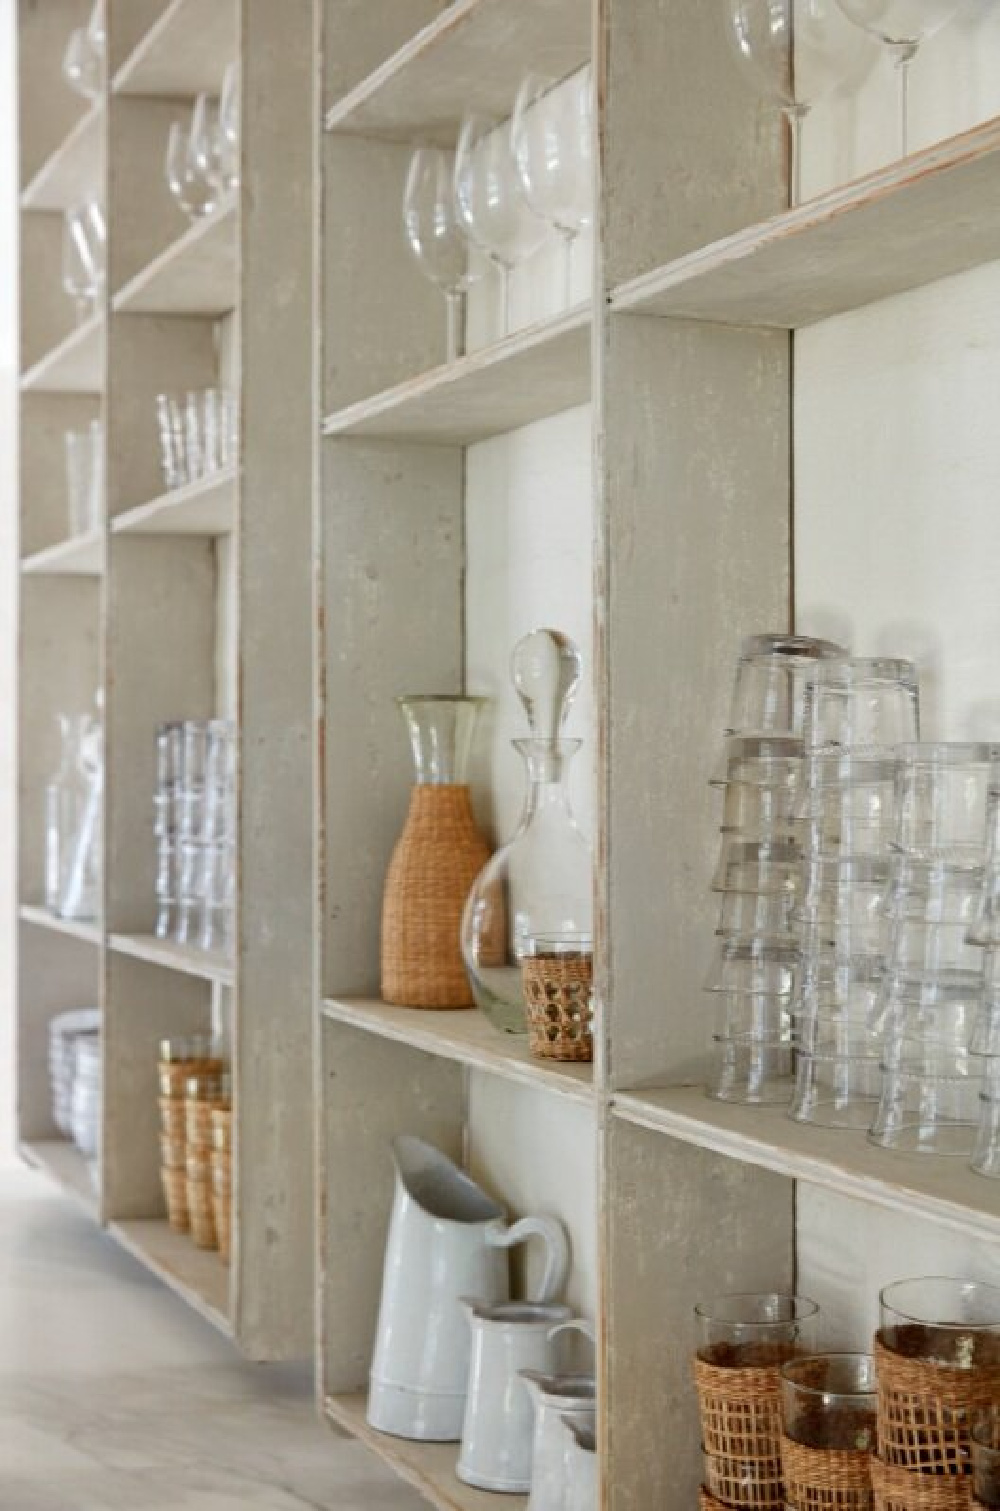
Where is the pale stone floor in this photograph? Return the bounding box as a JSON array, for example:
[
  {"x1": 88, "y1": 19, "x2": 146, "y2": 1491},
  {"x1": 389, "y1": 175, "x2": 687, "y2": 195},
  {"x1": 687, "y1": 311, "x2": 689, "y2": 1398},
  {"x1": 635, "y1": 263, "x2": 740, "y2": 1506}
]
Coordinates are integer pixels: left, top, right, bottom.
[{"x1": 0, "y1": 1167, "x2": 425, "y2": 1510}]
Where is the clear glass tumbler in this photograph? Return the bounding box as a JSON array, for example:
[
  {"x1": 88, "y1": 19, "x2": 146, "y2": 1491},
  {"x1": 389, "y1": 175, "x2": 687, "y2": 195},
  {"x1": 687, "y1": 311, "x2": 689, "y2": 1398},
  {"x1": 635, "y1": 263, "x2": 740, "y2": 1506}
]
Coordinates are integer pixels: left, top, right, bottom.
[
  {"x1": 879, "y1": 1277, "x2": 1000, "y2": 1367},
  {"x1": 695, "y1": 1293, "x2": 820, "y2": 1368},
  {"x1": 780, "y1": 1353, "x2": 877, "y2": 1451}
]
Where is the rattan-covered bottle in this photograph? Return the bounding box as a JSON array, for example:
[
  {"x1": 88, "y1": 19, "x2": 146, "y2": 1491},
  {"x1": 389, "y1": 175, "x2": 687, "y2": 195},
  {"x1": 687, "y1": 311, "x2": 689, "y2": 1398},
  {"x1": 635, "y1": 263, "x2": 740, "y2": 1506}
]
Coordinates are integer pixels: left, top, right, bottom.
[
  {"x1": 381, "y1": 696, "x2": 491, "y2": 1008},
  {"x1": 461, "y1": 630, "x2": 593, "y2": 1036}
]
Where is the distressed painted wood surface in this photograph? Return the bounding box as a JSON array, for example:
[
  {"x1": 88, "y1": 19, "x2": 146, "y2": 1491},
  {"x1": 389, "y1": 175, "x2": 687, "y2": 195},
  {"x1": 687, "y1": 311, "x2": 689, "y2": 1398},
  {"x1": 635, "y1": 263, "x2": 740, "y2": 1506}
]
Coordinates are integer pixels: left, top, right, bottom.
[
  {"x1": 110, "y1": 1217, "x2": 231, "y2": 1332},
  {"x1": 20, "y1": 530, "x2": 103, "y2": 576},
  {"x1": 19, "y1": 214, "x2": 102, "y2": 383},
  {"x1": 19, "y1": 904, "x2": 101, "y2": 946},
  {"x1": 108, "y1": 97, "x2": 196, "y2": 297},
  {"x1": 112, "y1": 203, "x2": 236, "y2": 317},
  {"x1": 20, "y1": 306, "x2": 105, "y2": 393},
  {"x1": 325, "y1": 1394, "x2": 527, "y2": 1511},
  {"x1": 323, "y1": 1, "x2": 450, "y2": 109},
  {"x1": 612, "y1": 115, "x2": 1000, "y2": 330},
  {"x1": 111, "y1": 469, "x2": 235, "y2": 537},
  {"x1": 20, "y1": 98, "x2": 103, "y2": 212},
  {"x1": 109, "y1": 932, "x2": 234, "y2": 986},
  {"x1": 107, "y1": 0, "x2": 170, "y2": 77},
  {"x1": 112, "y1": 0, "x2": 237, "y2": 96},
  {"x1": 18, "y1": 0, "x2": 93, "y2": 190},
  {"x1": 322, "y1": 997, "x2": 593, "y2": 1104},
  {"x1": 325, "y1": 0, "x2": 591, "y2": 144},
  {"x1": 322, "y1": 308, "x2": 591, "y2": 446},
  {"x1": 604, "y1": 1120, "x2": 794, "y2": 1511}
]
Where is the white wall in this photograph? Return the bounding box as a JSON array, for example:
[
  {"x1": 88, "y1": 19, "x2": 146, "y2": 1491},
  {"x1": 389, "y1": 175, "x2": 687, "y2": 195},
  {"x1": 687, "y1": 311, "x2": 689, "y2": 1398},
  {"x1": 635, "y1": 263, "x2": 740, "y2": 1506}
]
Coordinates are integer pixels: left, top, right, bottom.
[
  {"x1": 794, "y1": 9, "x2": 1000, "y2": 1329},
  {"x1": 0, "y1": 0, "x2": 17, "y2": 1164}
]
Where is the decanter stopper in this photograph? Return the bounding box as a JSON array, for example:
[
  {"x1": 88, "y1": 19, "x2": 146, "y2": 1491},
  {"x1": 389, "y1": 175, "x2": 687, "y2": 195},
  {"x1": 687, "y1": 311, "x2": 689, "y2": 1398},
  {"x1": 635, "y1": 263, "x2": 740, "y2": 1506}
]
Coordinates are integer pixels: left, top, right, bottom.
[{"x1": 511, "y1": 629, "x2": 582, "y2": 742}]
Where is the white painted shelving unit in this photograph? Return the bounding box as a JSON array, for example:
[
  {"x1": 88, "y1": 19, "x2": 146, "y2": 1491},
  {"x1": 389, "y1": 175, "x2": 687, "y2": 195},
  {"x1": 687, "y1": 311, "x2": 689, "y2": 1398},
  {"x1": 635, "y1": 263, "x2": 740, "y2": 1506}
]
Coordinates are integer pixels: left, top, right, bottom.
[{"x1": 15, "y1": 0, "x2": 314, "y2": 1361}]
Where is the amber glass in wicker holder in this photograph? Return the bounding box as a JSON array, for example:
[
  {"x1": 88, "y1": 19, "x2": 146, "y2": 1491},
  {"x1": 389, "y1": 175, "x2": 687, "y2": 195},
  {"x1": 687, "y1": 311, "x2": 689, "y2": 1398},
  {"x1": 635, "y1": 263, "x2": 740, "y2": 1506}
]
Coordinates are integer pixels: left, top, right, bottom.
[
  {"x1": 521, "y1": 933, "x2": 593, "y2": 1061},
  {"x1": 871, "y1": 1457, "x2": 973, "y2": 1511},
  {"x1": 381, "y1": 697, "x2": 490, "y2": 1009},
  {"x1": 877, "y1": 1279, "x2": 1000, "y2": 1477},
  {"x1": 972, "y1": 1410, "x2": 1000, "y2": 1509},
  {"x1": 780, "y1": 1354, "x2": 877, "y2": 1511},
  {"x1": 157, "y1": 1038, "x2": 219, "y2": 1231}
]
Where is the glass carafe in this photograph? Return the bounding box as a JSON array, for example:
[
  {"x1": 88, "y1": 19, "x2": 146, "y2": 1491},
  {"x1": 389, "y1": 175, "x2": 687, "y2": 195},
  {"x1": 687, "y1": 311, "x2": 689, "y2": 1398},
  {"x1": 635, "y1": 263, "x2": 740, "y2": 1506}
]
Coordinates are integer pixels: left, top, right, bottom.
[
  {"x1": 45, "y1": 714, "x2": 81, "y2": 913},
  {"x1": 461, "y1": 630, "x2": 593, "y2": 1034},
  {"x1": 381, "y1": 696, "x2": 491, "y2": 1008},
  {"x1": 59, "y1": 714, "x2": 103, "y2": 921}
]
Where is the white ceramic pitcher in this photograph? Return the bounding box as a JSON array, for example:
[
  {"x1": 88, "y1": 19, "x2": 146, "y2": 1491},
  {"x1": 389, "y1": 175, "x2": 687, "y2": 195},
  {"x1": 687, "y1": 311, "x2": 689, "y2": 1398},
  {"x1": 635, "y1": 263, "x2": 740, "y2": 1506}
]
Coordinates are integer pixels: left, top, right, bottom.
[
  {"x1": 457, "y1": 1297, "x2": 580, "y2": 1494},
  {"x1": 562, "y1": 1416, "x2": 597, "y2": 1511},
  {"x1": 522, "y1": 1320, "x2": 596, "y2": 1511},
  {"x1": 368, "y1": 1136, "x2": 570, "y2": 1441}
]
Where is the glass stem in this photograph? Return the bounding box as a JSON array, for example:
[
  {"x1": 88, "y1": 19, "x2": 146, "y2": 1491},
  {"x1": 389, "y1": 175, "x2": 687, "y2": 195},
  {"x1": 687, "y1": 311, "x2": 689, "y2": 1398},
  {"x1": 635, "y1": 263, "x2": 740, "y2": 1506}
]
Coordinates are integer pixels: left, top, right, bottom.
[
  {"x1": 499, "y1": 263, "x2": 511, "y2": 337},
  {"x1": 888, "y1": 42, "x2": 919, "y2": 160},
  {"x1": 561, "y1": 232, "x2": 574, "y2": 311},
  {"x1": 787, "y1": 106, "x2": 808, "y2": 209},
  {"x1": 444, "y1": 291, "x2": 463, "y2": 364}
]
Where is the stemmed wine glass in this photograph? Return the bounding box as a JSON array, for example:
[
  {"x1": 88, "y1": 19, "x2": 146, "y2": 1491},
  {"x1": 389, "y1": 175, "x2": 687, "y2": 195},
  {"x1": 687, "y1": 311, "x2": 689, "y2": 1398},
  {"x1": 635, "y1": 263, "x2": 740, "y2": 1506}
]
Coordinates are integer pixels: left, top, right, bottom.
[
  {"x1": 62, "y1": 203, "x2": 103, "y2": 322},
  {"x1": 454, "y1": 112, "x2": 548, "y2": 337},
  {"x1": 511, "y1": 66, "x2": 593, "y2": 310},
  {"x1": 189, "y1": 94, "x2": 227, "y2": 203},
  {"x1": 166, "y1": 118, "x2": 219, "y2": 220},
  {"x1": 219, "y1": 63, "x2": 240, "y2": 192},
  {"x1": 835, "y1": 0, "x2": 962, "y2": 157},
  {"x1": 403, "y1": 148, "x2": 480, "y2": 362},
  {"x1": 724, "y1": 0, "x2": 875, "y2": 206}
]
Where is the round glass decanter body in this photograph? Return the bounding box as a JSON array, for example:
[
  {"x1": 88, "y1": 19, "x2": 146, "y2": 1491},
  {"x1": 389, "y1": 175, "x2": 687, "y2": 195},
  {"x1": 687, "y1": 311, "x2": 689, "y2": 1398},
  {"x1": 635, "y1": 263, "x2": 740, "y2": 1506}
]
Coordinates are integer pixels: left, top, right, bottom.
[
  {"x1": 462, "y1": 736, "x2": 593, "y2": 1033},
  {"x1": 397, "y1": 695, "x2": 484, "y2": 785}
]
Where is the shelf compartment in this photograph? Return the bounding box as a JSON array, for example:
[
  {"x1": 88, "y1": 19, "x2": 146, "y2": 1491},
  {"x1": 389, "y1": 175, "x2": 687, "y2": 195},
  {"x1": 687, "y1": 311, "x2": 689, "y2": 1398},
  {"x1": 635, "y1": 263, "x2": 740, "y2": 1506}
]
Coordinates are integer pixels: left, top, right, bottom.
[
  {"x1": 112, "y1": 469, "x2": 236, "y2": 537},
  {"x1": 321, "y1": 997, "x2": 593, "y2": 1103},
  {"x1": 325, "y1": 0, "x2": 590, "y2": 145},
  {"x1": 20, "y1": 313, "x2": 104, "y2": 395},
  {"x1": 20, "y1": 530, "x2": 103, "y2": 577},
  {"x1": 109, "y1": 933, "x2": 234, "y2": 987},
  {"x1": 113, "y1": 0, "x2": 239, "y2": 98},
  {"x1": 324, "y1": 1394, "x2": 527, "y2": 1511},
  {"x1": 19, "y1": 904, "x2": 102, "y2": 946},
  {"x1": 322, "y1": 307, "x2": 591, "y2": 444},
  {"x1": 20, "y1": 101, "x2": 104, "y2": 212},
  {"x1": 611, "y1": 115, "x2": 1000, "y2": 329},
  {"x1": 19, "y1": 1138, "x2": 100, "y2": 1216},
  {"x1": 612, "y1": 1085, "x2": 1000, "y2": 1244},
  {"x1": 112, "y1": 205, "x2": 237, "y2": 317},
  {"x1": 109, "y1": 1218, "x2": 231, "y2": 1336}
]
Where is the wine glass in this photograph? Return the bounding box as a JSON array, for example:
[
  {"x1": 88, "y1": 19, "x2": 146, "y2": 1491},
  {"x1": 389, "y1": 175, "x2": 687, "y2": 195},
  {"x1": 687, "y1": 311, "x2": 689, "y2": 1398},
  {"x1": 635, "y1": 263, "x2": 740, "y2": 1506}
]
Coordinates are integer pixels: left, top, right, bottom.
[
  {"x1": 835, "y1": 0, "x2": 962, "y2": 157},
  {"x1": 86, "y1": 0, "x2": 106, "y2": 61},
  {"x1": 725, "y1": 0, "x2": 875, "y2": 205},
  {"x1": 511, "y1": 66, "x2": 593, "y2": 309},
  {"x1": 403, "y1": 148, "x2": 480, "y2": 362},
  {"x1": 82, "y1": 200, "x2": 106, "y2": 293},
  {"x1": 189, "y1": 94, "x2": 227, "y2": 203},
  {"x1": 165, "y1": 120, "x2": 217, "y2": 220},
  {"x1": 61, "y1": 28, "x2": 100, "y2": 101},
  {"x1": 62, "y1": 205, "x2": 99, "y2": 322},
  {"x1": 219, "y1": 62, "x2": 240, "y2": 192},
  {"x1": 454, "y1": 112, "x2": 549, "y2": 337}
]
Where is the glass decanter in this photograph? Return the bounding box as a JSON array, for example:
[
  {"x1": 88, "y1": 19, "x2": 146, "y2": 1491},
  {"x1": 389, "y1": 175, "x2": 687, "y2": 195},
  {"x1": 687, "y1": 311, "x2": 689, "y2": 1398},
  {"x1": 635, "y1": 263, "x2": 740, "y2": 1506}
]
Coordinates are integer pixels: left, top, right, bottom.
[{"x1": 461, "y1": 630, "x2": 593, "y2": 1034}]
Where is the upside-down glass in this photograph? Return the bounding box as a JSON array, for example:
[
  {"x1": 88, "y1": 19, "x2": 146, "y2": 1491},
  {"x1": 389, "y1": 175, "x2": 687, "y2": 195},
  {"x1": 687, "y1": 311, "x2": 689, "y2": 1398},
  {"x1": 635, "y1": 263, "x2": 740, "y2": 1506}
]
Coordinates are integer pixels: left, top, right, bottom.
[
  {"x1": 803, "y1": 657, "x2": 919, "y2": 754},
  {"x1": 726, "y1": 634, "x2": 848, "y2": 738},
  {"x1": 893, "y1": 743, "x2": 1000, "y2": 866},
  {"x1": 511, "y1": 67, "x2": 593, "y2": 309},
  {"x1": 403, "y1": 148, "x2": 479, "y2": 362},
  {"x1": 454, "y1": 112, "x2": 549, "y2": 336},
  {"x1": 835, "y1": 0, "x2": 962, "y2": 158},
  {"x1": 780, "y1": 1353, "x2": 877, "y2": 1451},
  {"x1": 725, "y1": 0, "x2": 874, "y2": 205},
  {"x1": 695, "y1": 1293, "x2": 820, "y2": 1367}
]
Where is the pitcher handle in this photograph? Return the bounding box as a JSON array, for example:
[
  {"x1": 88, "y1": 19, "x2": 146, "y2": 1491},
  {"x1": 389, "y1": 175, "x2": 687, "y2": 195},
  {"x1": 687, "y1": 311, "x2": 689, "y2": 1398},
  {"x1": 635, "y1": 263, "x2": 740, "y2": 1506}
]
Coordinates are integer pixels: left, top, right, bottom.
[
  {"x1": 487, "y1": 1215, "x2": 570, "y2": 1303},
  {"x1": 548, "y1": 1318, "x2": 596, "y2": 1347}
]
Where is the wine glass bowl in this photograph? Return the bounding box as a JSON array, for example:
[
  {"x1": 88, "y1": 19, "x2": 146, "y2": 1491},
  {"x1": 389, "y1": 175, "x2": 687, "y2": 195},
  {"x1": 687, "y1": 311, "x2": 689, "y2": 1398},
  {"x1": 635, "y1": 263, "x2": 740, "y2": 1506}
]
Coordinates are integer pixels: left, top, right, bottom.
[
  {"x1": 835, "y1": 0, "x2": 962, "y2": 156},
  {"x1": 511, "y1": 67, "x2": 593, "y2": 308},
  {"x1": 403, "y1": 147, "x2": 479, "y2": 362}
]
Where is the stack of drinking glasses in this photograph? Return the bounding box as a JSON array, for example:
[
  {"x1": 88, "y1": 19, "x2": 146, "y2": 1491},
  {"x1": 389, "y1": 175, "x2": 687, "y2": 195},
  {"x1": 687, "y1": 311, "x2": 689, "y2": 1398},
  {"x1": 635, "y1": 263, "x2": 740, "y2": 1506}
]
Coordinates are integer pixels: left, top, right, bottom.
[
  {"x1": 49, "y1": 1008, "x2": 101, "y2": 1138},
  {"x1": 154, "y1": 721, "x2": 236, "y2": 955},
  {"x1": 70, "y1": 1033, "x2": 101, "y2": 1160},
  {"x1": 706, "y1": 635, "x2": 846, "y2": 1105},
  {"x1": 869, "y1": 743, "x2": 999, "y2": 1157},
  {"x1": 155, "y1": 388, "x2": 237, "y2": 491},
  {"x1": 62, "y1": 200, "x2": 106, "y2": 322},
  {"x1": 790, "y1": 659, "x2": 920, "y2": 1129},
  {"x1": 403, "y1": 65, "x2": 593, "y2": 357},
  {"x1": 968, "y1": 784, "x2": 1000, "y2": 1177},
  {"x1": 165, "y1": 66, "x2": 239, "y2": 221},
  {"x1": 61, "y1": 0, "x2": 104, "y2": 101},
  {"x1": 64, "y1": 420, "x2": 103, "y2": 536}
]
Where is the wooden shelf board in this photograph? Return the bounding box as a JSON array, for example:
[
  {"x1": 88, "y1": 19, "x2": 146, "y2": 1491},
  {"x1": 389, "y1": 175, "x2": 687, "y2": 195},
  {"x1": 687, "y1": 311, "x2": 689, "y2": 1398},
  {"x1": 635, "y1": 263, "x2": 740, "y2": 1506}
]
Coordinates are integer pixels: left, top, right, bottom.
[
  {"x1": 612, "y1": 1085, "x2": 1000, "y2": 1244},
  {"x1": 321, "y1": 998, "x2": 593, "y2": 1104},
  {"x1": 322, "y1": 307, "x2": 591, "y2": 445},
  {"x1": 20, "y1": 313, "x2": 104, "y2": 394},
  {"x1": 19, "y1": 1139, "x2": 100, "y2": 1216},
  {"x1": 20, "y1": 531, "x2": 103, "y2": 577},
  {"x1": 113, "y1": 0, "x2": 239, "y2": 98},
  {"x1": 112, "y1": 204, "x2": 237, "y2": 316},
  {"x1": 611, "y1": 115, "x2": 1000, "y2": 329},
  {"x1": 325, "y1": 0, "x2": 590, "y2": 145},
  {"x1": 19, "y1": 904, "x2": 102, "y2": 945},
  {"x1": 109, "y1": 933, "x2": 234, "y2": 987},
  {"x1": 112, "y1": 470, "x2": 236, "y2": 537},
  {"x1": 324, "y1": 1394, "x2": 528, "y2": 1511},
  {"x1": 109, "y1": 1218, "x2": 232, "y2": 1336},
  {"x1": 20, "y1": 101, "x2": 104, "y2": 212}
]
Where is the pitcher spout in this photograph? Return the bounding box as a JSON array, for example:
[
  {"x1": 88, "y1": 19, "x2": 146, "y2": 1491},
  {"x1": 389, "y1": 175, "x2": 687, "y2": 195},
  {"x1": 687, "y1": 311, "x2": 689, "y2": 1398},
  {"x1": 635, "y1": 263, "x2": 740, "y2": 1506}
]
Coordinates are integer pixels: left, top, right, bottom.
[{"x1": 391, "y1": 1135, "x2": 504, "y2": 1224}]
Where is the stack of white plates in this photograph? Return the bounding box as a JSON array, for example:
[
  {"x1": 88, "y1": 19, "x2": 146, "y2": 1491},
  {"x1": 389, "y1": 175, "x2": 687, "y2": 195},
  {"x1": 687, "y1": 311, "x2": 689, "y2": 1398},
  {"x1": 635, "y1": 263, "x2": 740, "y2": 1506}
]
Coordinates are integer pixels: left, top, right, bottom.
[
  {"x1": 70, "y1": 1034, "x2": 101, "y2": 1158},
  {"x1": 48, "y1": 1009, "x2": 100, "y2": 1137}
]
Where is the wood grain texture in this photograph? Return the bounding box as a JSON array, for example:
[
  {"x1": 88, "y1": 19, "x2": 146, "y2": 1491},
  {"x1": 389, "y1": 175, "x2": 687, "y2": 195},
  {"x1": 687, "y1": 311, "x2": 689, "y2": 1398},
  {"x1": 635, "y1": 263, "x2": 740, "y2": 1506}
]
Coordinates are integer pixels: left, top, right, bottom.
[
  {"x1": 597, "y1": 313, "x2": 790, "y2": 1091},
  {"x1": 319, "y1": 438, "x2": 464, "y2": 999},
  {"x1": 318, "y1": 1019, "x2": 465, "y2": 1394},
  {"x1": 604, "y1": 1118, "x2": 794, "y2": 1511},
  {"x1": 325, "y1": 0, "x2": 591, "y2": 145},
  {"x1": 233, "y1": 0, "x2": 315, "y2": 1362},
  {"x1": 611, "y1": 116, "x2": 1000, "y2": 330},
  {"x1": 601, "y1": 0, "x2": 786, "y2": 291}
]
